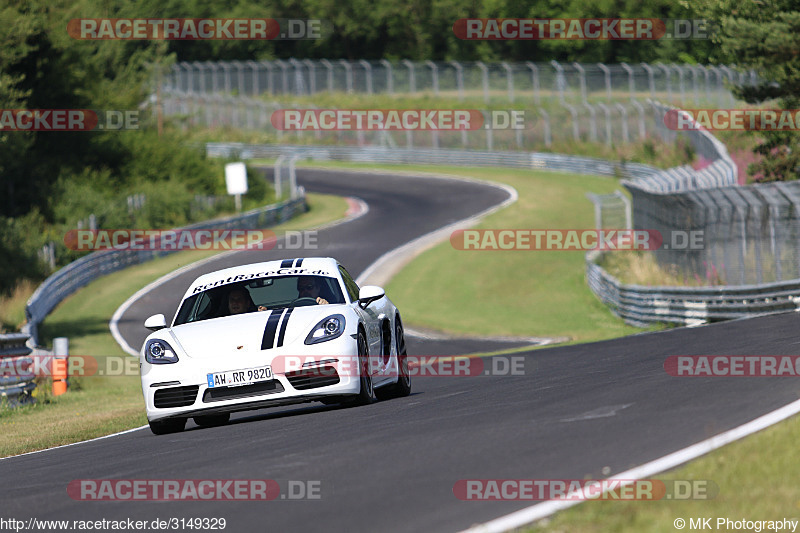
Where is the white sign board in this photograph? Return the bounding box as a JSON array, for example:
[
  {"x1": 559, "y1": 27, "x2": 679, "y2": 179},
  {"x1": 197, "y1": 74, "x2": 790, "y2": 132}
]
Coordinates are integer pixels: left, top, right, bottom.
[{"x1": 225, "y1": 162, "x2": 248, "y2": 195}]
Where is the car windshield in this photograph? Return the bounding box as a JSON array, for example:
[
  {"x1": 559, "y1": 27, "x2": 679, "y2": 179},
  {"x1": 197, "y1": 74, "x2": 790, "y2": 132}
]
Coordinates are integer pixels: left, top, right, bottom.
[{"x1": 173, "y1": 275, "x2": 345, "y2": 326}]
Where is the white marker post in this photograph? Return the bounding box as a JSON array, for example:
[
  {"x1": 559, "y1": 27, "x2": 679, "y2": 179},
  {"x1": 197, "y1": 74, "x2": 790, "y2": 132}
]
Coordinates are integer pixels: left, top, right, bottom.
[{"x1": 225, "y1": 162, "x2": 248, "y2": 213}]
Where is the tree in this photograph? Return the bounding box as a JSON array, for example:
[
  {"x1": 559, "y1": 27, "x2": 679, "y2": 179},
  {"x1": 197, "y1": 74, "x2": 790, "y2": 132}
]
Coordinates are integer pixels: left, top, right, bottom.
[{"x1": 694, "y1": 0, "x2": 800, "y2": 181}]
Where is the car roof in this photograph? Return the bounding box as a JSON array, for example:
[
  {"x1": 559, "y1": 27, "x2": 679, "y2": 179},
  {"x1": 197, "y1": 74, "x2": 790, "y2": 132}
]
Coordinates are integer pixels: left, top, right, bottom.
[{"x1": 183, "y1": 257, "x2": 341, "y2": 299}]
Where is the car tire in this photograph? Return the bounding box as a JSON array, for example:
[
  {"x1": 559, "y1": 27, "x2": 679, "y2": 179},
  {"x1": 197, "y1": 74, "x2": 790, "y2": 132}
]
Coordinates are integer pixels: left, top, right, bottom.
[
  {"x1": 351, "y1": 330, "x2": 376, "y2": 405},
  {"x1": 193, "y1": 413, "x2": 231, "y2": 427},
  {"x1": 148, "y1": 417, "x2": 186, "y2": 435},
  {"x1": 376, "y1": 320, "x2": 411, "y2": 400}
]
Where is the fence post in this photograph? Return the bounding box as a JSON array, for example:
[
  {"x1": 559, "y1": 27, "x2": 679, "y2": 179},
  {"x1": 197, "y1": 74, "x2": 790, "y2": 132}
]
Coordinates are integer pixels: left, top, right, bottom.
[
  {"x1": 525, "y1": 62, "x2": 541, "y2": 105},
  {"x1": 641, "y1": 62, "x2": 655, "y2": 99},
  {"x1": 502, "y1": 62, "x2": 514, "y2": 102},
  {"x1": 615, "y1": 103, "x2": 629, "y2": 143},
  {"x1": 289, "y1": 58, "x2": 305, "y2": 95},
  {"x1": 476, "y1": 61, "x2": 489, "y2": 104},
  {"x1": 289, "y1": 156, "x2": 299, "y2": 199},
  {"x1": 572, "y1": 62, "x2": 587, "y2": 105},
  {"x1": 672, "y1": 64, "x2": 686, "y2": 104},
  {"x1": 564, "y1": 104, "x2": 579, "y2": 141},
  {"x1": 584, "y1": 103, "x2": 598, "y2": 142},
  {"x1": 539, "y1": 109, "x2": 552, "y2": 147},
  {"x1": 360, "y1": 60, "x2": 373, "y2": 94},
  {"x1": 246, "y1": 60, "x2": 260, "y2": 95},
  {"x1": 274, "y1": 156, "x2": 284, "y2": 199},
  {"x1": 597, "y1": 103, "x2": 612, "y2": 146},
  {"x1": 719, "y1": 65, "x2": 735, "y2": 106},
  {"x1": 233, "y1": 61, "x2": 246, "y2": 96},
  {"x1": 380, "y1": 59, "x2": 393, "y2": 94},
  {"x1": 597, "y1": 63, "x2": 611, "y2": 102},
  {"x1": 630, "y1": 100, "x2": 646, "y2": 140},
  {"x1": 620, "y1": 62, "x2": 635, "y2": 101},
  {"x1": 656, "y1": 63, "x2": 671, "y2": 102},
  {"x1": 401, "y1": 60, "x2": 416, "y2": 93},
  {"x1": 221, "y1": 62, "x2": 232, "y2": 94},
  {"x1": 425, "y1": 60, "x2": 439, "y2": 95},
  {"x1": 320, "y1": 59, "x2": 333, "y2": 93},
  {"x1": 688, "y1": 64, "x2": 700, "y2": 105},
  {"x1": 274, "y1": 59, "x2": 290, "y2": 94},
  {"x1": 303, "y1": 59, "x2": 317, "y2": 94},
  {"x1": 260, "y1": 60, "x2": 274, "y2": 94},
  {"x1": 450, "y1": 61, "x2": 464, "y2": 101},
  {"x1": 551, "y1": 60, "x2": 566, "y2": 104}
]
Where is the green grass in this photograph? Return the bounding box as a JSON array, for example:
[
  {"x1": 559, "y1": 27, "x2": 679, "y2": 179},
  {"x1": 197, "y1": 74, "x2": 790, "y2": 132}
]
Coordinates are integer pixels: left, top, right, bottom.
[
  {"x1": 528, "y1": 413, "x2": 800, "y2": 532},
  {"x1": 0, "y1": 193, "x2": 349, "y2": 457},
  {"x1": 273, "y1": 161, "x2": 646, "y2": 344}
]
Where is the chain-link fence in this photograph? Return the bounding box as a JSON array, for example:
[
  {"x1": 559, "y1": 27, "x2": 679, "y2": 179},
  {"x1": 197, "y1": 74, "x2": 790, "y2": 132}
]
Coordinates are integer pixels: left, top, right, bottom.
[{"x1": 162, "y1": 60, "x2": 754, "y2": 107}]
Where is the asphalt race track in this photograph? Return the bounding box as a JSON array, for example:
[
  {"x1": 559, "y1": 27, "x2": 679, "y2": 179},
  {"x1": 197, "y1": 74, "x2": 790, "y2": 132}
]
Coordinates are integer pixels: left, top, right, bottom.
[{"x1": 2, "y1": 169, "x2": 800, "y2": 532}]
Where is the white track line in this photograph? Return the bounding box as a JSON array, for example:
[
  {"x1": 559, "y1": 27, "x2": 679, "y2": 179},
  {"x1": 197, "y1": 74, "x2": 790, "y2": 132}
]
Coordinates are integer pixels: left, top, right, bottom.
[
  {"x1": 459, "y1": 398, "x2": 800, "y2": 532},
  {"x1": 0, "y1": 425, "x2": 148, "y2": 461}
]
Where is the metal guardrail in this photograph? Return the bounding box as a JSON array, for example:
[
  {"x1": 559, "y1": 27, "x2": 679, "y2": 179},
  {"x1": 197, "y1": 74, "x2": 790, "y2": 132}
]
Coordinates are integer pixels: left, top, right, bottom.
[
  {"x1": 208, "y1": 142, "x2": 664, "y2": 180},
  {"x1": 586, "y1": 251, "x2": 800, "y2": 327},
  {"x1": 0, "y1": 333, "x2": 36, "y2": 405},
  {"x1": 24, "y1": 195, "x2": 307, "y2": 347}
]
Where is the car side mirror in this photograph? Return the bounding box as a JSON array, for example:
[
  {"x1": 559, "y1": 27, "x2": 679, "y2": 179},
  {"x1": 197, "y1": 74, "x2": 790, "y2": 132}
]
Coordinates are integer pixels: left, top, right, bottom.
[
  {"x1": 358, "y1": 286, "x2": 385, "y2": 308},
  {"x1": 144, "y1": 314, "x2": 167, "y2": 331}
]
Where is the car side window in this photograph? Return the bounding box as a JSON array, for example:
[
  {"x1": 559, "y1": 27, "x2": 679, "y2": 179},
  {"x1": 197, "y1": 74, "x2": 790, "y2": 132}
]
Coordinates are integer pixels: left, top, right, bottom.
[{"x1": 338, "y1": 266, "x2": 360, "y2": 303}]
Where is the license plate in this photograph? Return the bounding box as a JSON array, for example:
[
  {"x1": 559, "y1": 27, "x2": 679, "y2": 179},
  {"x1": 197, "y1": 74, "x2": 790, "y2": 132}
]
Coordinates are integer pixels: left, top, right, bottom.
[{"x1": 207, "y1": 365, "x2": 272, "y2": 388}]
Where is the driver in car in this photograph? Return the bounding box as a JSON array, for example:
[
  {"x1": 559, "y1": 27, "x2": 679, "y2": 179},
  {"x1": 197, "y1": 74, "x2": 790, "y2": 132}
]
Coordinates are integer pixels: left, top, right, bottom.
[{"x1": 297, "y1": 276, "x2": 329, "y2": 305}]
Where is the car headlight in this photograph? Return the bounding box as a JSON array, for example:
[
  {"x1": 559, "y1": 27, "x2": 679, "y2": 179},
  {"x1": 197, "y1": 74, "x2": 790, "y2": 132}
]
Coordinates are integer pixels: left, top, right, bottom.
[
  {"x1": 304, "y1": 314, "x2": 345, "y2": 345},
  {"x1": 144, "y1": 339, "x2": 179, "y2": 364}
]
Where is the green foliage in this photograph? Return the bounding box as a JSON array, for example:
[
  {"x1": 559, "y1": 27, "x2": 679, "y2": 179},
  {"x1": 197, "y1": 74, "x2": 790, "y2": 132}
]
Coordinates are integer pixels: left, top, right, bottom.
[{"x1": 694, "y1": 0, "x2": 800, "y2": 181}]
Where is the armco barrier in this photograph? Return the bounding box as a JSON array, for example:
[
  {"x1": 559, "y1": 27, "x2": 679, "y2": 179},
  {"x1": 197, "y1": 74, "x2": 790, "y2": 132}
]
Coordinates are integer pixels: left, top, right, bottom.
[
  {"x1": 0, "y1": 333, "x2": 36, "y2": 405},
  {"x1": 24, "y1": 195, "x2": 307, "y2": 347},
  {"x1": 586, "y1": 250, "x2": 800, "y2": 327},
  {"x1": 208, "y1": 142, "x2": 662, "y2": 180}
]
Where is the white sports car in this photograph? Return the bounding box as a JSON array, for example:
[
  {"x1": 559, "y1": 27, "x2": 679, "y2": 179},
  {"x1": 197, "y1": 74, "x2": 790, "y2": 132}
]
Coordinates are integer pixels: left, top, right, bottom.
[{"x1": 139, "y1": 257, "x2": 410, "y2": 435}]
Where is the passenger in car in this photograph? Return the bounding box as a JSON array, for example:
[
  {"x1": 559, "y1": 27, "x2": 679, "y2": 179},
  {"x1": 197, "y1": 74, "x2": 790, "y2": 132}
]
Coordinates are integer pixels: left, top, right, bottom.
[{"x1": 226, "y1": 287, "x2": 265, "y2": 314}]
